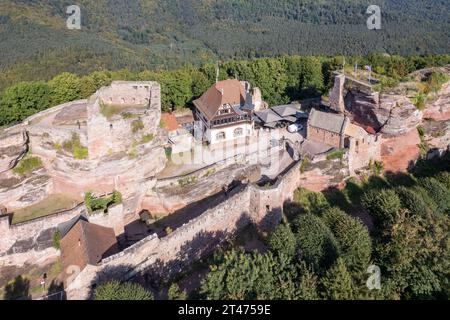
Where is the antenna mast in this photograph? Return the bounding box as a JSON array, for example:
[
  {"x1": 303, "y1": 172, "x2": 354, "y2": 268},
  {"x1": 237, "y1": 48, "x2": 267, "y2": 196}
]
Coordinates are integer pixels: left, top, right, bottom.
[{"x1": 216, "y1": 61, "x2": 219, "y2": 84}]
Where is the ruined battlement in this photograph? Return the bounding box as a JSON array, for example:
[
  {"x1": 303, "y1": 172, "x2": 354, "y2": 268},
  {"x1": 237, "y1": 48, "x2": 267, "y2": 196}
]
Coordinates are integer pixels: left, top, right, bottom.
[{"x1": 0, "y1": 81, "x2": 166, "y2": 213}]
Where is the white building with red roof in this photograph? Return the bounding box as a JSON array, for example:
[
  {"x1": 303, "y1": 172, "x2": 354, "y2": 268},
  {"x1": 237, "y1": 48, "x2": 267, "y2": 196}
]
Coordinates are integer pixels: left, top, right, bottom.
[{"x1": 193, "y1": 79, "x2": 265, "y2": 144}]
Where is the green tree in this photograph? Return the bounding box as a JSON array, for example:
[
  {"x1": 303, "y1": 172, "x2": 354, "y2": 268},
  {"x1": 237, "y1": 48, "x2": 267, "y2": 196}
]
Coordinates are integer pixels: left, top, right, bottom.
[
  {"x1": 190, "y1": 69, "x2": 211, "y2": 99},
  {"x1": 361, "y1": 189, "x2": 402, "y2": 228},
  {"x1": 293, "y1": 214, "x2": 339, "y2": 272},
  {"x1": 80, "y1": 71, "x2": 112, "y2": 97},
  {"x1": 297, "y1": 57, "x2": 325, "y2": 98},
  {"x1": 48, "y1": 72, "x2": 82, "y2": 105},
  {"x1": 267, "y1": 222, "x2": 297, "y2": 258},
  {"x1": 296, "y1": 261, "x2": 320, "y2": 300},
  {"x1": 394, "y1": 186, "x2": 430, "y2": 216},
  {"x1": 168, "y1": 283, "x2": 188, "y2": 300},
  {"x1": 435, "y1": 172, "x2": 450, "y2": 190},
  {"x1": 93, "y1": 281, "x2": 153, "y2": 300},
  {"x1": 0, "y1": 81, "x2": 52, "y2": 125},
  {"x1": 375, "y1": 209, "x2": 448, "y2": 299},
  {"x1": 321, "y1": 258, "x2": 356, "y2": 300},
  {"x1": 419, "y1": 177, "x2": 450, "y2": 216},
  {"x1": 200, "y1": 249, "x2": 297, "y2": 300},
  {"x1": 292, "y1": 188, "x2": 330, "y2": 215},
  {"x1": 322, "y1": 208, "x2": 372, "y2": 274}
]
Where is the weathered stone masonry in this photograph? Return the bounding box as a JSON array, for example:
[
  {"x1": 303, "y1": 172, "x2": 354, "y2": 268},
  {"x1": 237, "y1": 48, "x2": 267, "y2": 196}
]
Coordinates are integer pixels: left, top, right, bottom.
[{"x1": 66, "y1": 159, "x2": 307, "y2": 300}]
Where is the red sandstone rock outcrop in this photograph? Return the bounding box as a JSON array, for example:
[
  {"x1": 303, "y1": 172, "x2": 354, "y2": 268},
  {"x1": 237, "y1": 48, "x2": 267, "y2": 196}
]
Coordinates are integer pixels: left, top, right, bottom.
[
  {"x1": 0, "y1": 130, "x2": 27, "y2": 174},
  {"x1": 423, "y1": 81, "x2": 450, "y2": 121},
  {"x1": 381, "y1": 129, "x2": 421, "y2": 172}
]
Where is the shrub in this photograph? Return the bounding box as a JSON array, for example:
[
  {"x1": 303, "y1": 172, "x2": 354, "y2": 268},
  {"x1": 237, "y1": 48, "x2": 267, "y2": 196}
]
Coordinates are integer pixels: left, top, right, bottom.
[
  {"x1": 168, "y1": 283, "x2": 188, "y2": 300},
  {"x1": 13, "y1": 156, "x2": 43, "y2": 175},
  {"x1": 128, "y1": 147, "x2": 138, "y2": 159},
  {"x1": 73, "y1": 145, "x2": 88, "y2": 160},
  {"x1": 417, "y1": 125, "x2": 425, "y2": 138},
  {"x1": 165, "y1": 147, "x2": 172, "y2": 159},
  {"x1": 141, "y1": 134, "x2": 154, "y2": 144},
  {"x1": 52, "y1": 230, "x2": 61, "y2": 250},
  {"x1": 62, "y1": 133, "x2": 88, "y2": 160},
  {"x1": 369, "y1": 160, "x2": 384, "y2": 175},
  {"x1": 94, "y1": 281, "x2": 153, "y2": 300},
  {"x1": 435, "y1": 172, "x2": 450, "y2": 190},
  {"x1": 411, "y1": 92, "x2": 427, "y2": 110},
  {"x1": 424, "y1": 71, "x2": 450, "y2": 94},
  {"x1": 84, "y1": 191, "x2": 121, "y2": 214},
  {"x1": 111, "y1": 190, "x2": 122, "y2": 205},
  {"x1": 165, "y1": 226, "x2": 173, "y2": 235},
  {"x1": 178, "y1": 176, "x2": 197, "y2": 187}
]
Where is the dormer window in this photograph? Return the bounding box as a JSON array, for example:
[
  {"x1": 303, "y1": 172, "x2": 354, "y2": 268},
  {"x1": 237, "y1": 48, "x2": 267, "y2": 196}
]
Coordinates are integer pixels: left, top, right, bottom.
[{"x1": 218, "y1": 104, "x2": 231, "y2": 115}]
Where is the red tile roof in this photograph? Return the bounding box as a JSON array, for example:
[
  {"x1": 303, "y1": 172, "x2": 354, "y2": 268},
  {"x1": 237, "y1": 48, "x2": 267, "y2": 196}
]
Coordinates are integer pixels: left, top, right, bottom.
[
  {"x1": 60, "y1": 220, "x2": 119, "y2": 284},
  {"x1": 161, "y1": 113, "x2": 180, "y2": 132},
  {"x1": 193, "y1": 79, "x2": 246, "y2": 121}
]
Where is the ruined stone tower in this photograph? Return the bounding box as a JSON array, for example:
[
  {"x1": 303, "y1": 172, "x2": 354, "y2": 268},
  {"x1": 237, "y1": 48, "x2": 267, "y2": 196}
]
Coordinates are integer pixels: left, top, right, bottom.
[{"x1": 329, "y1": 73, "x2": 346, "y2": 114}]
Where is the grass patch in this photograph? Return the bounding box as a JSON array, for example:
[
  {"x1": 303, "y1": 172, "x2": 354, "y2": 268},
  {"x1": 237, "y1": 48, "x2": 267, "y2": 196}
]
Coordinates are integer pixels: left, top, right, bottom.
[
  {"x1": 100, "y1": 101, "x2": 122, "y2": 119},
  {"x1": 128, "y1": 146, "x2": 138, "y2": 159},
  {"x1": 13, "y1": 156, "x2": 43, "y2": 176},
  {"x1": 62, "y1": 133, "x2": 88, "y2": 160},
  {"x1": 121, "y1": 112, "x2": 137, "y2": 119},
  {"x1": 178, "y1": 176, "x2": 198, "y2": 187},
  {"x1": 326, "y1": 150, "x2": 345, "y2": 161},
  {"x1": 12, "y1": 194, "x2": 78, "y2": 224},
  {"x1": 141, "y1": 133, "x2": 154, "y2": 144},
  {"x1": 131, "y1": 119, "x2": 144, "y2": 133}
]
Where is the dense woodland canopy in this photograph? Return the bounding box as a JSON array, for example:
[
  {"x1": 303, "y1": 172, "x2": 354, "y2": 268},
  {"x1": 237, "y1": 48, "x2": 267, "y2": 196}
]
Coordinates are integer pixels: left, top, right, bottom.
[
  {"x1": 0, "y1": 0, "x2": 449, "y2": 92},
  {"x1": 1, "y1": 53, "x2": 450, "y2": 127},
  {"x1": 197, "y1": 155, "x2": 450, "y2": 300}
]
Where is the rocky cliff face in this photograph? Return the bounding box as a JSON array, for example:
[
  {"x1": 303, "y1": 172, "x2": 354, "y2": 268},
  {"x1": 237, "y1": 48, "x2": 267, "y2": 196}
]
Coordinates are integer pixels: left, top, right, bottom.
[
  {"x1": 330, "y1": 68, "x2": 450, "y2": 172},
  {"x1": 0, "y1": 82, "x2": 167, "y2": 214},
  {"x1": 423, "y1": 81, "x2": 450, "y2": 121},
  {"x1": 0, "y1": 130, "x2": 28, "y2": 174},
  {"x1": 344, "y1": 89, "x2": 422, "y2": 136}
]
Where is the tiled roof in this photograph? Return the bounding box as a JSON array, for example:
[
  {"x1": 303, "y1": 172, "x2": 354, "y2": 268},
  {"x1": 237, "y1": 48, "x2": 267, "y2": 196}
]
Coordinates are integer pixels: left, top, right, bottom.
[
  {"x1": 308, "y1": 109, "x2": 348, "y2": 134},
  {"x1": 271, "y1": 104, "x2": 301, "y2": 117},
  {"x1": 255, "y1": 109, "x2": 284, "y2": 124},
  {"x1": 193, "y1": 79, "x2": 246, "y2": 121},
  {"x1": 61, "y1": 220, "x2": 119, "y2": 282},
  {"x1": 161, "y1": 112, "x2": 180, "y2": 132}
]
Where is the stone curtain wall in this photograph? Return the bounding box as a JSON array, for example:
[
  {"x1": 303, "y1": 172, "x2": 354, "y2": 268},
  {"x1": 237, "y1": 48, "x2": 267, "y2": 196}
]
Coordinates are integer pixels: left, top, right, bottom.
[
  {"x1": 0, "y1": 203, "x2": 85, "y2": 266},
  {"x1": 66, "y1": 160, "x2": 308, "y2": 300}
]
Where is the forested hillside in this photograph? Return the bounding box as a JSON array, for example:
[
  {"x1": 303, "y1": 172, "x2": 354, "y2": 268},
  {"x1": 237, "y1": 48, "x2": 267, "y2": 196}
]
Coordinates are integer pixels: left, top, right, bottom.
[
  {"x1": 0, "y1": 0, "x2": 449, "y2": 92},
  {"x1": 2, "y1": 54, "x2": 449, "y2": 127}
]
